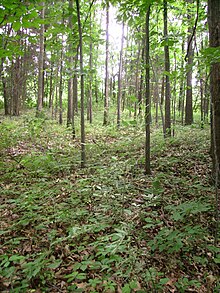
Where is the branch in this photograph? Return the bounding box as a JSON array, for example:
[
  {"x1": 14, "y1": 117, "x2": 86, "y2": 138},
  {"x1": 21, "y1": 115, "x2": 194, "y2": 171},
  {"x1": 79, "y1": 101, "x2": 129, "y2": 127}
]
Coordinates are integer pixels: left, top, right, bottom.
[
  {"x1": 82, "y1": 0, "x2": 95, "y2": 30},
  {"x1": 185, "y1": 0, "x2": 200, "y2": 62}
]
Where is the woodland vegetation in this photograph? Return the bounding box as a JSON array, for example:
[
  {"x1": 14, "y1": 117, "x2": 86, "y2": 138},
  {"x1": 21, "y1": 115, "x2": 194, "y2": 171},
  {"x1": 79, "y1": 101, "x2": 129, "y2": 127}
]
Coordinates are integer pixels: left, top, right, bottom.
[{"x1": 0, "y1": 0, "x2": 220, "y2": 292}]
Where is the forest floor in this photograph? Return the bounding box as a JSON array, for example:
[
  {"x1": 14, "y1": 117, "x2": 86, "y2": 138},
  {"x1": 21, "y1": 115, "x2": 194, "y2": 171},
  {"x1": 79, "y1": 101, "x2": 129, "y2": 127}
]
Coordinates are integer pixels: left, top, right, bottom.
[{"x1": 0, "y1": 113, "x2": 219, "y2": 292}]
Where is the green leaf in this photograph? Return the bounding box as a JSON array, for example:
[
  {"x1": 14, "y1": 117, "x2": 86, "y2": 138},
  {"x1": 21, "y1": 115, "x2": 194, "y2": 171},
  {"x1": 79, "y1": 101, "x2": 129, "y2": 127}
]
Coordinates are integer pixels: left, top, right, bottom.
[
  {"x1": 214, "y1": 254, "x2": 220, "y2": 264},
  {"x1": 13, "y1": 21, "x2": 22, "y2": 31},
  {"x1": 122, "y1": 284, "x2": 131, "y2": 293},
  {"x1": 159, "y1": 278, "x2": 170, "y2": 285},
  {"x1": 76, "y1": 273, "x2": 87, "y2": 280},
  {"x1": 47, "y1": 260, "x2": 62, "y2": 269},
  {"x1": 9, "y1": 255, "x2": 25, "y2": 262}
]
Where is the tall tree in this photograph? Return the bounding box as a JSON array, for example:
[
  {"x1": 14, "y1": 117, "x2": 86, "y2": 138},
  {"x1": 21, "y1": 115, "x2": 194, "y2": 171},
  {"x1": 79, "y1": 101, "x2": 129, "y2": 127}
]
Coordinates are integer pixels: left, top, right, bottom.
[
  {"x1": 67, "y1": 0, "x2": 74, "y2": 127},
  {"x1": 117, "y1": 22, "x2": 125, "y2": 128},
  {"x1": 208, "y1": 1, "x2": 220, "y2": 177},
  {"x1": 163, "y1": 0, "x2": 171, "y2": 137},
  {"x1": 76, "y1": 0, "x2": 86, "y2": 167},
  {"x1": 185, "y1": 0, "x2": 194, "y2": 125},
  {"x1": 145, "y1": 4, "x2": 151, "y2": 175},
  {"x1": 88, "y1": 7, "x2": 93, "y2": 124},
  {"x1": 36, "y1": 2, "x2": 45, "y2": 116},
  {"x1": 103, "y1": 0, "x2": 110, "y2": 126},
  {"x1": 58, "y1": 43, "x2": 64, "y2": 125},
  {"x1": 208, "y1": 0, "x2": 220, "y2": 244}
]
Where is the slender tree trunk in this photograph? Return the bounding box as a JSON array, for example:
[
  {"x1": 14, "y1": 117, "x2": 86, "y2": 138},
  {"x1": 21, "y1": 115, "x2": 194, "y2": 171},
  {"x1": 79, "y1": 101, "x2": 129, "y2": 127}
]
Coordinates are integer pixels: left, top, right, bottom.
[
  {"x1": 172, "y1": 52, "x2": 177, "y2": 136},
  {"x1": 185, "y1": 0, "x2": 194, "y2": 125},
  {"x1": 178, "y1": 40, "x2": 185, "y2": 125},
  {"x1": 88, "y1": 10, "x2": 93, "y2": 124},
  {"x1": 1, "y1": 58, "x2": 9, "y2": 115},
  {"x1": 160, "y1": 76, "x2": 166, "y2": 136},
  {"x1": 145, "y1": 5, "x2": 151, "y2": 175},
  {"x1": 163, "y1": 0, "x2": 171, "y2": 137},
  {"x1": 197, "y1": 38, "x2": 204, "y2": 127},
  {"x1": 138, "y1": 42, "x2": 145, "y2": 117},
  {"x1": 76, "y1": 0, "x2": 86, "y2": 167},
  {"x1": 103, "y1": 0, "x2": 109, "y2": 125},
  {"x1": 49, "y1": 60, "x2": 54, "y2": 110},
  {"x1": 117, "y1": 23, "x2": 125, "y2": 128},
  {"x1": 59, "y1": 48, "x2": 63, "y2": 125},
  {"x1": 135, "y1": 39, "x2": 141, "y2": 120},
  {"x1": 36, "y1": 2, "x2": 45, "y2": 116},
  {"x1": 73, "y1": 52, "x2": 78, "y2": 117},
  {"x1": 67, "y1": 0, "x2": 74, "y2": 127}
]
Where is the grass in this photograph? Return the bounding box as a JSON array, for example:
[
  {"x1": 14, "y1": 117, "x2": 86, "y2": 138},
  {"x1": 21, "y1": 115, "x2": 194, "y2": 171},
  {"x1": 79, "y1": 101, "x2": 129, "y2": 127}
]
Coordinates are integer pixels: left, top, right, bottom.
[{"x1": 0, "y1": 112, "x2": 219, "y2": 292}]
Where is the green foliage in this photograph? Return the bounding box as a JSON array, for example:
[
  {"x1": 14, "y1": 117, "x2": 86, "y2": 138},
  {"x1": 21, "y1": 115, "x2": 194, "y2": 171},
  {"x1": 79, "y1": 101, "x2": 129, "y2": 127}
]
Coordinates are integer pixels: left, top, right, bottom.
[
  {"x1": 165, "y1": 200, "x2": 212, "y2": 222},
  {"x1": 0, "y1": 114, "x2": 219, "y2": 292},
  {"x1": 201, "y1": 46, "x2": 220, "y2": 64}
]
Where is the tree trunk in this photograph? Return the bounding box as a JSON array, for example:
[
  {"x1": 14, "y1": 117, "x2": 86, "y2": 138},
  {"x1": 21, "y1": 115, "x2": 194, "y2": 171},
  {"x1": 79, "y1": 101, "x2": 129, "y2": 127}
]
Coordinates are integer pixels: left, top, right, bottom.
[
  {"x1": 138, "y1": 42, "x2": 145, "y2": 117},
  {"x1": 73, "y1": 54, "x2": 78, "y2": 115},
  {"x1": 59, "y1": 49, "x2": 63, "y2": 125},
  {"x1": 103, "y1": 0, "x2": 110, "y2": 126},
  {"x1": 76, "y1": 0, "x2": 86, "y2": 167},
  {"x1": 1, "y1": 58, "x2": 9, "y2": 115},
  {"x1": 117, "y1": 22, "x2": 125, "y2": 128},
  {"x1": 208, "y1": 0, "x2": 220, "y2": 244},
  {"x1": 88, "y1": 10, "x2": 93, "y2": 124},
  {"x1": 208, "y1": 0, "x2": 220, "y2": 179},
  {"x1": 67, "y1": 0, "x2": 74, "y2": 127},
  {"x1": 145, "y1": 5, "x2": 151, "y2": 175},
  {"x1": 163, "y1": 0, "x2": 171, "y2": 137},
  {"x1": 36, "y1": 1, "x2": 45, "y2": 116},
  {"x1": 49, "y1": 60, "x2": 54, "y2": 111},
  {"x1": 185, "y1": 0, "x2": 194, "y2": 125}
]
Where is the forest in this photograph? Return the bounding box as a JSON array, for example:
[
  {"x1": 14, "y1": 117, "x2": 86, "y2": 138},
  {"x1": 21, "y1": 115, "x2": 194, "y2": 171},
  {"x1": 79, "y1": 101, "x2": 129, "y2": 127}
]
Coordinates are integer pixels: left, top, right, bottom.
[{"x1": 0, "y1": 0, "x2": 220, "y2": 292}]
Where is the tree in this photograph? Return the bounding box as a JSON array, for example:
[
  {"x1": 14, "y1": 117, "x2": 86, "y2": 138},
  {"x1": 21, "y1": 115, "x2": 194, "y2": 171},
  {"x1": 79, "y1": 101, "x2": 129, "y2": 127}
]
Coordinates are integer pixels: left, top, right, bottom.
[
  {"x1": 67, "y1": 0, "x2": 74, "y2": 127},
  {"x1": 163, "y1": 0, "x2": 171, "y2": 137},
  {"x1": 88, "y1": 6, "x2": 93, "y2": 124},
  {"x1": 208, "y1": 0, "x2": 220, "y2": 177},
  {"x1": 145, "y1": 4, "x2": 151, "y2": 175},
  {"x1": 185, "y1": 0, "x2": 194, "y2": 125},
  {"x1": 103, "y1": 0, "x2": 110, "y2": 126},
  {"x1": 36, "y1": 2, "x2": 45, "y2": 116},
  {"x1": 117, "y1": 22, "x2": 125, "y2": 128},
  {"x1": 208, "y1": 0, "x2": 220, "y2": 244},
  {"x1": 76, "y1": 0, "x2": 86, "y2": 167}
]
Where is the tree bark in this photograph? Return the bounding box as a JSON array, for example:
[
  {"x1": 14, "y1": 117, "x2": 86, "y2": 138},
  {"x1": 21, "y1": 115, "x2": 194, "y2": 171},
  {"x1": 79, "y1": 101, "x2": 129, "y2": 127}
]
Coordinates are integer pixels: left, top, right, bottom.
[
  {"x1": 117, "y1": 22, "x2": 125, "y2": 128},
  {"x1": 208, "y1": 0, "x2": 220, "y2": 244},
  {"x1": 185, "y1": 0, "x2": 194, "y2": 125},
  {"x1": 145, "y1": 5, "x2": 151, "y2": 175},
  {"x1": 59, "y1": 48, "x2": 63, "y2": 125},
  {"x1": 67, "y1": 0, "x2": 74, "y2": 127},
  {"x1": 36, "y1": 2, "x2": 45, "y2": 116},
  {"x1": 88, "y1": 9, "x2": 93, "y2": 124},
  {"x1": 76, "y1": 0, "x2": 86, "y2": 167},
  {"x1": 163, "y1": 0, "x2": 171, "y2": 137},
  {"x1": 208, "y1": 0, "x2": 220, "y2": 179},
  {"x1": 103, "y1": 0, "x2": 109, "y2": 126}
]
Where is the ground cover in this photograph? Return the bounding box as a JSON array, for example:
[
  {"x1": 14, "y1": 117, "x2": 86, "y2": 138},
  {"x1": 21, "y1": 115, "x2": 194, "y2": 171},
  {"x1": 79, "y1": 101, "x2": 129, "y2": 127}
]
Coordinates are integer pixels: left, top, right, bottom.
[{"x1": 0, "y1": 114, "x2": 219, "y2": 292}]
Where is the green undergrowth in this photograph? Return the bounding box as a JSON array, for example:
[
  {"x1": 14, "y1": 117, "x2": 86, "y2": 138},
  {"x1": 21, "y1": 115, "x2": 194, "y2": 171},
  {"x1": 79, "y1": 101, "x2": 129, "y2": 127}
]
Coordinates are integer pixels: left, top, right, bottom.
[{"x1": 0, "y1": 114, "x2": 219, "y2": 292}]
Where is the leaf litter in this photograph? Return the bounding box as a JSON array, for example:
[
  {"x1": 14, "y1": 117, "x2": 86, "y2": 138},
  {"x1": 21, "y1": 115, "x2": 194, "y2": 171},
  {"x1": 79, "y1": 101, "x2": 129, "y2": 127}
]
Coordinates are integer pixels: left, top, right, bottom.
[{"x1": 0, "y1": 119, "x2": 219, "y2": 292}]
